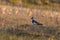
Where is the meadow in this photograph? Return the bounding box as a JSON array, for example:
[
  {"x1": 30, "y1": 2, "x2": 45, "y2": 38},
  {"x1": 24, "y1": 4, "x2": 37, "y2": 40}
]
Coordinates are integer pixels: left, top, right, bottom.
[
  {"x1": 0, "y1": 14, "x2": 60, "y2": 40},
  {"x1": 0, "y1": 24, "x2": 60, "y2": 40},
  {"x1": 0, "y1": 0, "x2": 60, "y2": 40}
]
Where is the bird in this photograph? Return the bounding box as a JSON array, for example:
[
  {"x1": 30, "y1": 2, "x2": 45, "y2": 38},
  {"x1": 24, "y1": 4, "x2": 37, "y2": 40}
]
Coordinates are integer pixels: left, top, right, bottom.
[{"x1": 31, "y1": 17, "x2": 43, "y2": 25}]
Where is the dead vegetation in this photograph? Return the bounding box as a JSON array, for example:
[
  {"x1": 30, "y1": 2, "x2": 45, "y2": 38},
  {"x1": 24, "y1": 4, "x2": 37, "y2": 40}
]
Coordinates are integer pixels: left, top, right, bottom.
[
  {"x1": 0, "y1": 3, "x2": 60, "y2": 40},
  {"x1": 0, "y1": 24, "x2": 60, "y2": 40},
  {"x1": 0, "y1": 5, "x2": 60, "y2": 27}
]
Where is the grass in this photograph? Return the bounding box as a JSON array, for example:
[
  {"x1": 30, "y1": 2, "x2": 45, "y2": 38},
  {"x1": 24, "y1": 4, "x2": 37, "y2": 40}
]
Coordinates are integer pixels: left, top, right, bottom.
[
  {"x1": 1, "y1": 0, "x2": 60, "y2": 11},
  {"x1": 0, "y1": 1, "x2": 60, "y2": 40},
  {"x1": 0, "y1": 24, "x2": 60, "y2": 40}
]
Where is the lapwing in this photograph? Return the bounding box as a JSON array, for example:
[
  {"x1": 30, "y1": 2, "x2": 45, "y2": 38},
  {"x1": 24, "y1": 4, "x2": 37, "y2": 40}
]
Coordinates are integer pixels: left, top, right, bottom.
[{"x1": 31, "y1": 17, "x2": 43, "y2": 25}]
